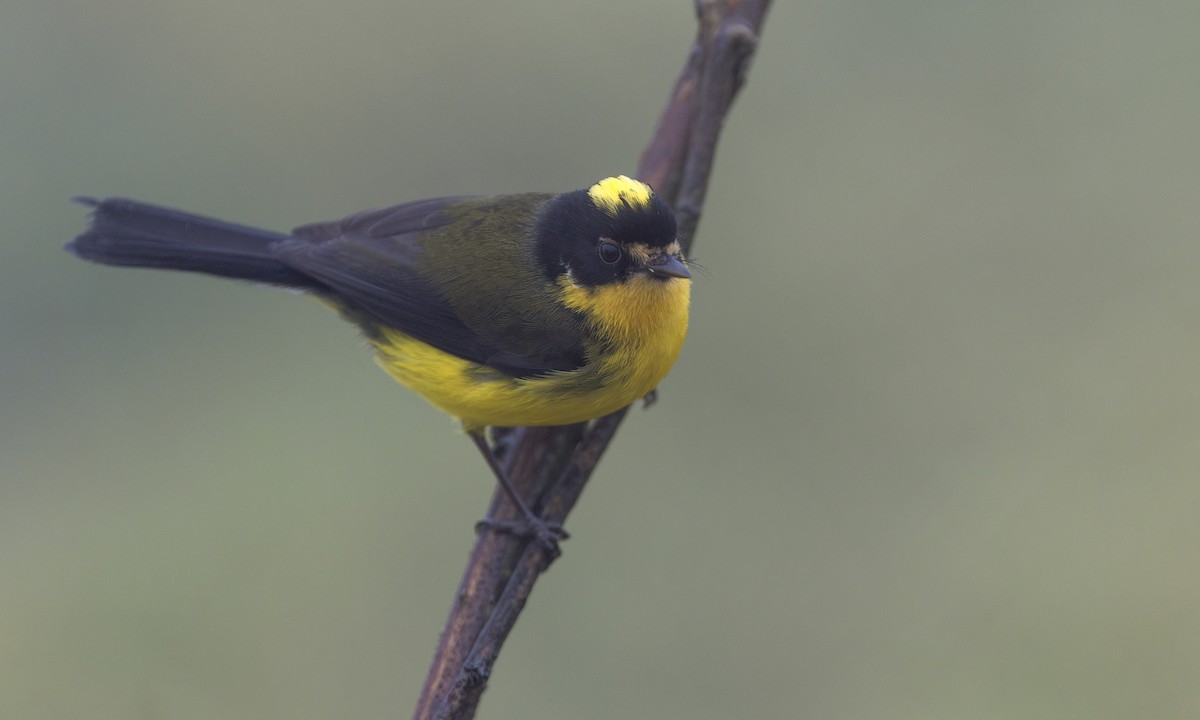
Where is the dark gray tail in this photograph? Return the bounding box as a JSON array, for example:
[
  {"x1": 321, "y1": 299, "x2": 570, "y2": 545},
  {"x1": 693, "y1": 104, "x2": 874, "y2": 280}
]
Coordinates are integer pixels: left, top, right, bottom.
[{"x1": 67, "y1": 197, "x2": 314, "y2": 288}]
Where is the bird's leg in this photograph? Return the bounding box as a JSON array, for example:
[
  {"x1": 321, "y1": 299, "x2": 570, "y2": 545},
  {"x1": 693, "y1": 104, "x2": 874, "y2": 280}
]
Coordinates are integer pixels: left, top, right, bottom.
[
  {"x1": 468, "y1": 429, "x2": 569, "y2": 556},
  {"x1": 488, "y1": 426, "x2": 518, "y2": 463}
]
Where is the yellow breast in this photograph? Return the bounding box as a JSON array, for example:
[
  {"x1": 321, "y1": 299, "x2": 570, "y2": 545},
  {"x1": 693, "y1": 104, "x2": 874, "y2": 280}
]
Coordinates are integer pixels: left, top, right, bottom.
[{"x1": 369, "y1": 274, "x2": 690, "y2": 430}]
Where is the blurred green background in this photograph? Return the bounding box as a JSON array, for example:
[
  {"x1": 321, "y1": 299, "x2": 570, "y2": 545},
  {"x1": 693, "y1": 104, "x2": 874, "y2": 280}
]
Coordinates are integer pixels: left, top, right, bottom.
[{"x1": 3, "y1": 1, "x2": 1199, "y2": 718}]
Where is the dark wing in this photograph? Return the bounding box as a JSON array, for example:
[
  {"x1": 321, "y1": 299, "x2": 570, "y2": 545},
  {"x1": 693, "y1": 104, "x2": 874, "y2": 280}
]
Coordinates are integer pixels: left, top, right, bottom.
[
  {"x1": 290, "y1": 197, "x2": 471, "y2": 244},
  {"x1": 277, "y1": 196, "x2": 585, "y2": 377}
]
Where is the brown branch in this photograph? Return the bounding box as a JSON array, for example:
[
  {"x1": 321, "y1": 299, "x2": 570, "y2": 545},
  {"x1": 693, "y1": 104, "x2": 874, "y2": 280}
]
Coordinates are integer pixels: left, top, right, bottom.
[
  {"x1": 414, "y1": 2, "x2": 772, "y2": 718},
  {"x1": 411, "y1": 425, "x2": 585, "y2": 720}
]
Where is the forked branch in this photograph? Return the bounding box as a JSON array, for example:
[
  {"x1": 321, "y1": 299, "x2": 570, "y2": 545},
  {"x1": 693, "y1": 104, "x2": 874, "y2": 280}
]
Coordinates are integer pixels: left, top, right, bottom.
[{"x1": 414, "y1": 3, "x2": 773, "y2": 718}]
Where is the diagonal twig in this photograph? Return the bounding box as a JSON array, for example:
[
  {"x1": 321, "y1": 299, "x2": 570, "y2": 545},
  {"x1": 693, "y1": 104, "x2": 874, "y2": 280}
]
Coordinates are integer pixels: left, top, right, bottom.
[{"x1": 414, "y1": 3, "x2": 773, "y2": 718}]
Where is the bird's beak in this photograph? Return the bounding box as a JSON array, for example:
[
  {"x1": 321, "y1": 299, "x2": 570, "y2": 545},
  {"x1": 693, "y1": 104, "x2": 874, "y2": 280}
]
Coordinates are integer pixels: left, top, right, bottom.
[{"x1": 642, "y1": 254, "x2": 691, "y2": 279}]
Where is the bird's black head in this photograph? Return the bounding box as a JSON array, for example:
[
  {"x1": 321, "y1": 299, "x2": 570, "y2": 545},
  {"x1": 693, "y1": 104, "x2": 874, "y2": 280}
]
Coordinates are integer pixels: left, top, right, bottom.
[{"x1": 534, "y1": 176, "x2": 690, "y2": 288}]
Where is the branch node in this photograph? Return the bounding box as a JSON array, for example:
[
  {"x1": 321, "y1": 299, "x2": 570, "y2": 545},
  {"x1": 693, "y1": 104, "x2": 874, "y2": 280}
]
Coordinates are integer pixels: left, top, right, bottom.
[{"x1": 461, "y1": 663, "x2": 490, "y2": 690}]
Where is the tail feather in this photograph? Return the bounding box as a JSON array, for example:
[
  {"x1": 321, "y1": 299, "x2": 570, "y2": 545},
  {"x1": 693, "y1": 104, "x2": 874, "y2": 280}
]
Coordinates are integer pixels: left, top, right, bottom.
[{"x1": 67, "y1": 197, "x2": 314, "y2": 288}]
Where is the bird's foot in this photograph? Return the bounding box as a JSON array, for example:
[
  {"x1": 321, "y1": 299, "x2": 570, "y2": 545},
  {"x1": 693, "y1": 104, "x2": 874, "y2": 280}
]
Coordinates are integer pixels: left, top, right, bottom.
[{"x1": 475, "y1": 516, "x2": 569, "y2": 558}]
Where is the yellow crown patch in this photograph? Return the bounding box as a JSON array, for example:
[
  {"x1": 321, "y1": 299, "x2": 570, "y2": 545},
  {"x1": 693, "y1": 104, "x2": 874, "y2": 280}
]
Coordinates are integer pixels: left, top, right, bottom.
[{"x1": 588, "y1": 176, "x2": 654, "y2": 216}]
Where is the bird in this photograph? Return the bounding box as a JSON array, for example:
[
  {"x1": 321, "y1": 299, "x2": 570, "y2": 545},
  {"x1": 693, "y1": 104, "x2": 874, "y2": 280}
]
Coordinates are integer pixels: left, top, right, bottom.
[{"x1": 68, "y1": 175, "x2": 692, "y2": 549}]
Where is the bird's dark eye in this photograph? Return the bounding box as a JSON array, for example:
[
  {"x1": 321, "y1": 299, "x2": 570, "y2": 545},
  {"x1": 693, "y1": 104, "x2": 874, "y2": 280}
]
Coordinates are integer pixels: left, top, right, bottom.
[{"x1": 598, "y1": 239, "x2": 622, "y2": 264}]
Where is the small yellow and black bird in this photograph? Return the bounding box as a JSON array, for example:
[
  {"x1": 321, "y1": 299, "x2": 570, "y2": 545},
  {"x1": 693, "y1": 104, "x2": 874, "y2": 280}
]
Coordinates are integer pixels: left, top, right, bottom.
[{"x1": 68, "y1": 176, "x2": 691, "y2": 546}]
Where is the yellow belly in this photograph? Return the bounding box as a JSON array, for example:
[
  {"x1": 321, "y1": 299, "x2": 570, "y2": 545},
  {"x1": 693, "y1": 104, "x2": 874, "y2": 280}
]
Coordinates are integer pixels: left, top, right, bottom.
[{"x1": 369, "y1": 275, "x2": 690, "y2": 430}]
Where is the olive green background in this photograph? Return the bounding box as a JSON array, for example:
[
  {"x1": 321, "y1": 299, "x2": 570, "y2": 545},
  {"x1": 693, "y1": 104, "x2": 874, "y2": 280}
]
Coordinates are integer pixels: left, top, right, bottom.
[{"x1": 4, "y1": 1, "x2": 1199, "y2": 718}]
